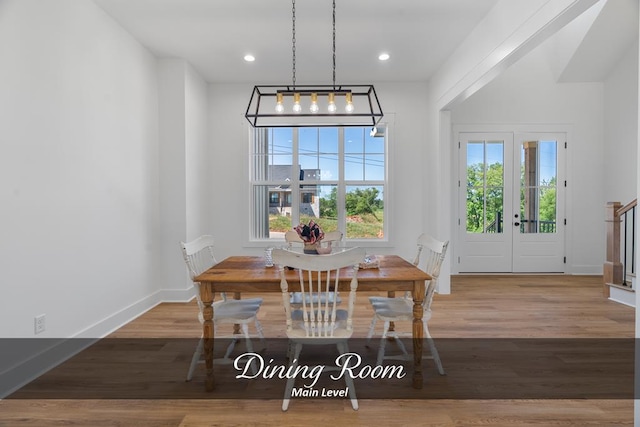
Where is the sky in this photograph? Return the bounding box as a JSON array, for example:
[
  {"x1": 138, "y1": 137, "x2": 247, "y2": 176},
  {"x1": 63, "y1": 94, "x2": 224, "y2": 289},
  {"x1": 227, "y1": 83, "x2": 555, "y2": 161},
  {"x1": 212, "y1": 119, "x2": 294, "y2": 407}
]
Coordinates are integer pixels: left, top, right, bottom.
[{"x1": 268, "y1": 127, "x2": 385, "y2": 199}]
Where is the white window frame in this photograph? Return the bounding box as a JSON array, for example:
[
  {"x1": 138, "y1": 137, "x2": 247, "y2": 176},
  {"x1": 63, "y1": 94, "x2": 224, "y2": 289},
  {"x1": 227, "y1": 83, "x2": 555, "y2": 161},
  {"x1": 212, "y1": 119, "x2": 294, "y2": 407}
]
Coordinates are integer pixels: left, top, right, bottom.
[{"x1": 248, "y1": 126, "x2": 389, "y2": 244}]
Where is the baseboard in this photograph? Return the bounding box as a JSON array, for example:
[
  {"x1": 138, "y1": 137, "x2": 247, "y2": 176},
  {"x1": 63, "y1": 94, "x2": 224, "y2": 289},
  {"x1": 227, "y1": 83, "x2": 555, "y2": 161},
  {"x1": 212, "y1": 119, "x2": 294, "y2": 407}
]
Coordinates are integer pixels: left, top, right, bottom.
[
  {"x1": 0, "y1": 287, "x2": 195, "y2": 399},
  {"x1": 0, "y1": 338, "x2": 97, "y2": 399},
  {"x1": 158, "y1": 287, "x2": 196, "y2": 303},
  {"x1": 570, "y1": 265, "x2": 602, "y2": 275}
]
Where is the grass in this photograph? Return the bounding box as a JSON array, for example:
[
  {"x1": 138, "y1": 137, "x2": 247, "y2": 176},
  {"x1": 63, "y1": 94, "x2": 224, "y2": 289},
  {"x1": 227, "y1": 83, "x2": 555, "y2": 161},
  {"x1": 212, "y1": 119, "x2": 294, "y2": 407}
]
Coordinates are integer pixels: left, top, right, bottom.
[{"x1": 269, "y1": 210, "x2": 383, "y2": 239}]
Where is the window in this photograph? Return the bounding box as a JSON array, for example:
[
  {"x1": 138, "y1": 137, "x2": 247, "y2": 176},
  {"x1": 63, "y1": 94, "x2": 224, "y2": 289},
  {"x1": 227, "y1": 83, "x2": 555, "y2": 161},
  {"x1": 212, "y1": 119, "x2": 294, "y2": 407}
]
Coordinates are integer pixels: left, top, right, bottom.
[
  {"x1": 250, "y1": 127, "x2": 387, "y2": 241},
  {"x1": 301, "y1": 192, "x2": 314, "y2": 204}
]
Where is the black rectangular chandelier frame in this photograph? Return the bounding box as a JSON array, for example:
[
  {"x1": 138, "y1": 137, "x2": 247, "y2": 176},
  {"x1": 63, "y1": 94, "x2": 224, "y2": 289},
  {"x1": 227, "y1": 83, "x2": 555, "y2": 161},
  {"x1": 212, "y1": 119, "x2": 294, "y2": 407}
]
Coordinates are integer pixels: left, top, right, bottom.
[{"x1": 245, "y1": 84, "x2": 384, "y2": 128}]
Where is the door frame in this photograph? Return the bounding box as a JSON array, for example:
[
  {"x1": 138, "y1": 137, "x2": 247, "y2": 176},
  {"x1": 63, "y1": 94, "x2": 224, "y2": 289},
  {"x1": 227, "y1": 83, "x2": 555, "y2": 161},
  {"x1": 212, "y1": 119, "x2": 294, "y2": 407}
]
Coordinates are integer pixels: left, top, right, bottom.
[{"x1": 452, "y1": 124, "x2": 571, "y2": 274}]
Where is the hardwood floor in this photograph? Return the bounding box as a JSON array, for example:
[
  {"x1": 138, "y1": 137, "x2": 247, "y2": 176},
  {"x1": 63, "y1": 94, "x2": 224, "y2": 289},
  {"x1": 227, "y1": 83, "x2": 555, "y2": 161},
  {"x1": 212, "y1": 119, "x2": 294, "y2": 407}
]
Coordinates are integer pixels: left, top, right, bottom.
[{"x1": 1, "y1": 275, "x2": 634, "y2": 426}]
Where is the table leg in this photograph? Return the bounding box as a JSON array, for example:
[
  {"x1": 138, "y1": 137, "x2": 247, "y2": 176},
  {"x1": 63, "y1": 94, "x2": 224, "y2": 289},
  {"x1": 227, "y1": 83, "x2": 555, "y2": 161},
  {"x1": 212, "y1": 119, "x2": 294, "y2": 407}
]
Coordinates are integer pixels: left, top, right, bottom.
[
  {"x1": 412, "y1": 280, "x2": 425, "y2": 389},
  {"x1": 233, "y1": 292, "x2": 241, "y2": 335},
  {"x1": 201, "y1": 283, "x2": 215, "y2": 391},
  {"x1": 386, "y1": 291, "x2": 396, "y2": 334}
]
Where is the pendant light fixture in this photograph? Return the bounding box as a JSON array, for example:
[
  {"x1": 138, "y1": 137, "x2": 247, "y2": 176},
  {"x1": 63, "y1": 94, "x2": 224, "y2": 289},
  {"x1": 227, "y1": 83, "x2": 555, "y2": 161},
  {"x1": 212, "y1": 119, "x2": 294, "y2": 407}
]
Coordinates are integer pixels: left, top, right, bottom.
[{"x1": 245, "y1": 0, "x2": 383, "y2": 128}]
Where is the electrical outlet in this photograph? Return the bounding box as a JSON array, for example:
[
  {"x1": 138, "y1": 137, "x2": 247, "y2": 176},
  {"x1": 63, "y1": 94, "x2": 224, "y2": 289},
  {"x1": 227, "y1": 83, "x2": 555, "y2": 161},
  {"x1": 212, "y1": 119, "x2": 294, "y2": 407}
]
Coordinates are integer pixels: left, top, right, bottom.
[{"x1": 34, "y1": 314, "x2": 46, "y2": 335}]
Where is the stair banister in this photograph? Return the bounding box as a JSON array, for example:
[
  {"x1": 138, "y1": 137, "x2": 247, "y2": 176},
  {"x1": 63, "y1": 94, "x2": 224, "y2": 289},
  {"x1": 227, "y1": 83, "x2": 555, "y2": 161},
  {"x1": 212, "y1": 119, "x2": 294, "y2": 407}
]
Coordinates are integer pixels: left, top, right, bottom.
[
  {"x1": 604, "y1": 202, "x2": 623, "y2": 297},
  {"x1": 604, "y1": 199, "x2": 637, "y2": 297}
]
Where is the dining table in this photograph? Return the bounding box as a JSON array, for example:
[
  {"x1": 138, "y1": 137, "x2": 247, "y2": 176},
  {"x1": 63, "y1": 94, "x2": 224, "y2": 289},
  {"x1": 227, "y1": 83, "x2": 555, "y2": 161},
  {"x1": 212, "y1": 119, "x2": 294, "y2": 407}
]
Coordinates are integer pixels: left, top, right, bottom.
[{"x1": 194, "y1": 254, "x2": 432, "y2": 392}]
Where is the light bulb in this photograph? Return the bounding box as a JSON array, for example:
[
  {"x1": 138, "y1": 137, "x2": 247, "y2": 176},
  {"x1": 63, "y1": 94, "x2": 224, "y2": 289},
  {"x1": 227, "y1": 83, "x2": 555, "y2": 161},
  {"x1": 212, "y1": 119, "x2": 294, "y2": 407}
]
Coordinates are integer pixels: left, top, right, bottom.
[
  {"x1": 310, "y1": 93, "x2": 319, "y2": 113},
  {"x1": 293, "y1": 92, "x2": 301, "y2": 113},
  {"x1": 345, "y1": 92, "x2": 354, "y2": 113},
  {"x1": 275, "y1": 93, "x2": 284, "y2": 114},
  {"x1": 327, "y1": 93, "x2": 337, "y2": 113}
]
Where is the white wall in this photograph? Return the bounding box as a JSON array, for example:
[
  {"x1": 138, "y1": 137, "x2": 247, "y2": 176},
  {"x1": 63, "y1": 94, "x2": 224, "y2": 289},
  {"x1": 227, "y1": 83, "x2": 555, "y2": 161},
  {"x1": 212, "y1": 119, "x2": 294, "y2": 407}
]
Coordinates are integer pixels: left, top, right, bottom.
[
  {"x1": 158, "y1": 58, "x2": 211, "y2": 298},
  {"x1": 206, "y1": 82, "x2": 430, "y2": 263},
  {"x1": 450, "y1": 41, "x2": 605, "y2": 274},
  {"x1": 158, "y1": 59, "x2": 189, "y2": 297},
  {"x1": 604, "y1": 41, "x2": 638, "y2": 204},
  {"x1": 185, "y1": 63, "x2": 213, "y2": 242},
  {"x1": 0, "y1": 0, "x2": 161, "y2": 338}
]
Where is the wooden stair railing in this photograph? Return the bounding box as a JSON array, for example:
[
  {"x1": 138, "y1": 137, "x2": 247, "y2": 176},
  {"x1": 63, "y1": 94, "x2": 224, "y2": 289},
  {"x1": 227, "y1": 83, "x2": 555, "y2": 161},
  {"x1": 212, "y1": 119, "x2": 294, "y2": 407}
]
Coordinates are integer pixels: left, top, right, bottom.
[{"x1": 604, "y1": 199, "x2": 637, "y2": 297}]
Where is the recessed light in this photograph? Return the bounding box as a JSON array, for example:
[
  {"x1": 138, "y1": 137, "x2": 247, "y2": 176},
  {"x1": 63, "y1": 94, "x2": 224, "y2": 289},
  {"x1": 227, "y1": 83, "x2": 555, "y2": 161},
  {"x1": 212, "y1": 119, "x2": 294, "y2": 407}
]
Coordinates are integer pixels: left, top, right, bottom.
[
  {"x1": 378, "y1": 53, "x2": 390, "y2": 61},
  {"x1": 244, "y1": 54, "x2": 256, "y2": 62}
]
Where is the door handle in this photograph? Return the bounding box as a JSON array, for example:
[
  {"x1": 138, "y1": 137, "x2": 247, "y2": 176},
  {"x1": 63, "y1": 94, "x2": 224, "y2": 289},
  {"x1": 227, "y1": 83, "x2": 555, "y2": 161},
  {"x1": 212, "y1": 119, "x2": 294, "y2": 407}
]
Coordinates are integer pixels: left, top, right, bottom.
[{"x1": 514, "y1": 222, "x2": 520, "y2": 226}]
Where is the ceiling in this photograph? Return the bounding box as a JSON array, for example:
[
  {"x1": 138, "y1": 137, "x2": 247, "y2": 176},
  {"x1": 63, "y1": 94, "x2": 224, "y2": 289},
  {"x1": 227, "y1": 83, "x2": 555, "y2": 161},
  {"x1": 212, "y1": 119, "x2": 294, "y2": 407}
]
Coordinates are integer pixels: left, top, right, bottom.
[
  {"x1": 557, "y1": 0, "x2": 638, "y2": 82},
  {"x1": 93, "y1": 0, "x2": 499, "y2": 84}
]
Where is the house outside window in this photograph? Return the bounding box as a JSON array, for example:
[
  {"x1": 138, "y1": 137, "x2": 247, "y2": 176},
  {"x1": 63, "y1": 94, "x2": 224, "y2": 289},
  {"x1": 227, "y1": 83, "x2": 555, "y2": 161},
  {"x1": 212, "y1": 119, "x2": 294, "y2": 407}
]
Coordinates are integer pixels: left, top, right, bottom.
[{"x1": 250, "y1": 127, "x2": 387, "y2": 241}]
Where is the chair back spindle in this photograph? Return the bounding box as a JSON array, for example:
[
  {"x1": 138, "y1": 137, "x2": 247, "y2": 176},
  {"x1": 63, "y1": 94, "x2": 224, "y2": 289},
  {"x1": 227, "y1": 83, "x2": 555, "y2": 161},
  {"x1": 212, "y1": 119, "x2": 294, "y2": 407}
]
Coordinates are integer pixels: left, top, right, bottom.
[{"x1": 273, "y1": 247, "x2": 365, "y2": 339}]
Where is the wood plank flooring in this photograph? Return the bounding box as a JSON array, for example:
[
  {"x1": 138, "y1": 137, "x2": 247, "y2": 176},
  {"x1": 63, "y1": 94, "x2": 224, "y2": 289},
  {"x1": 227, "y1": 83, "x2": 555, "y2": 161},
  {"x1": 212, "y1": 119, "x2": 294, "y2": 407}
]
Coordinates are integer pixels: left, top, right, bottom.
[{"x1": 1, "y1": 275, "x2": 635, "y2": 426}]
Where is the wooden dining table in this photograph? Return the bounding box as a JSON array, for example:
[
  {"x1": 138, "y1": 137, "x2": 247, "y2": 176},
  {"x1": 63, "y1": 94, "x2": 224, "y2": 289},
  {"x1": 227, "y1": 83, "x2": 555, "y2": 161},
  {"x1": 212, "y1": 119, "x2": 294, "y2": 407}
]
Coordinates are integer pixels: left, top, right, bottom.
[{"x1": 194, "y1": 254, "x2": 431, "y2": 392}]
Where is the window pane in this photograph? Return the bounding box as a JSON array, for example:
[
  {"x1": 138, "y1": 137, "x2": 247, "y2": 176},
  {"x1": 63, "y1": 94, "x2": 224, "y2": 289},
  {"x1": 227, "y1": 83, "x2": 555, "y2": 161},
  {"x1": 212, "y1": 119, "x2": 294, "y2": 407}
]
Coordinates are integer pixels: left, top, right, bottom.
[
  {"x1": 267, "y1": 163, "x2": 294, "y2": 182},
  {"x1": 540, "y1": 140, "x2": 557, "y2": 183},
  {"x1": 485, "y1": 187, "x2": 503, "y2": 233},
  {"x1": 345, "y1": 154, "x2": 364, "y2": 180},
  {"x1": 486, "y1": 141, "x2": 504, "y2": 186},
  {"x1": 271, "y1": 128, "x2": 293, "y2": 160},
  {"x1": 299, "y1": 128, "x2": 338, "y2": 181},
  {"x1": 345, "y1": 186, "x2": 384, "y2": 239},
  {"x1": 466, "y1": 140, "x2": 504, "y2": 234},
  {"x1": 345, "y1": 128, "x2": 363, "y2": 153},
  {"x1": 298, "y1": 185, "x2": 338, "y2": 233},
  {"x1": 365, "y1": 132, "x2": 384, "y2": 153},
  {"x1": 319, "y1": 128, "x2": 338, "y2": 152},
  {"x1": 539, "y1": 186, "x2": 557, "y2": 233},
  {"x1": 318, "y1": 154, "x2": 338, "y2": 180},
  {"x1": 520, "y1": 140, "x2": 557, "y2": 234},
  {"x1": 466, "y1": 187, "x2": 484, "y2": 233},
  {"x1": 253, "y1": 128, "x2": 293, "y2": 181},
  {"x1": 252, "y1": 185, "x2": 292, "y2": 239},
  {"x1": 364, "y1": 154, "x2": 384, "y2": 180},
  {"x1": 298, "y1": 128, "x2": 317, "y2": 155},
  {"x1": 466, "y1": 142, "x2": 484, "y2": 187}
]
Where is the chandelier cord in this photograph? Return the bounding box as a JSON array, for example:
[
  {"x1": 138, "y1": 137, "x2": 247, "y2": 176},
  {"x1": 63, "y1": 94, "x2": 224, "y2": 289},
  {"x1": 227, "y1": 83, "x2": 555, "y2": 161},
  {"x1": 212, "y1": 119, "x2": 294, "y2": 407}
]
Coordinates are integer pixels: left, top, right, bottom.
[
  {"x1": 291, "y1": 0, "x2": 296, "y2": 90},
  {"x1": 332, "y1": 0, "x2": 336, "y2": 90}
]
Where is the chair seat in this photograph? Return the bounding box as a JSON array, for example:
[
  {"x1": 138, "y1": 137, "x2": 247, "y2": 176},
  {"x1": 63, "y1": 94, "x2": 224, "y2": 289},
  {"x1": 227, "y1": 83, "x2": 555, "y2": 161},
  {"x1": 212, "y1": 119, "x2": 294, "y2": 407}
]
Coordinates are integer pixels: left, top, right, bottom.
[
  {"x1": 196, "y1": 298, "x2": 262, "y2": 324},
  {"x1": 291, "y1": 308, "x2": 347, "y2": 322},
  {"x1": 369, "y1": 296, "x2": 432, "y2": 322},
  {"x1": 290, "y1": 292, "x2": 341, "y2": 306},
  {"x1": 214, "y1": 297, "x2": 262, "y2": 309}
]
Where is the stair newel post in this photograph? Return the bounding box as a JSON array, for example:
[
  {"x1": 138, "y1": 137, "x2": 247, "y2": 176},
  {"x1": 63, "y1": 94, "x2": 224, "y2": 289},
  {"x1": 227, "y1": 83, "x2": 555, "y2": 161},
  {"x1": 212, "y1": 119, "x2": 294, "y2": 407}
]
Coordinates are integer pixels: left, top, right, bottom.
[{"x1": 603, "y1": 201, "x2": 623, "y2": 296}]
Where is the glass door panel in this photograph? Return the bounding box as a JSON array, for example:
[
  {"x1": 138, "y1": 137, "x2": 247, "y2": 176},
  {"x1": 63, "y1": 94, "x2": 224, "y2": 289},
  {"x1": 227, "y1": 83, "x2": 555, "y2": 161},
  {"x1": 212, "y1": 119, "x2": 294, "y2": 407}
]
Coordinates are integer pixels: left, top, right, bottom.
[
  {"x1": 519, "y1": 140, "x2": 558, "y2": 234},
  {"x1": 465, "y1": 141, "x2": 504, "y2": 233}
]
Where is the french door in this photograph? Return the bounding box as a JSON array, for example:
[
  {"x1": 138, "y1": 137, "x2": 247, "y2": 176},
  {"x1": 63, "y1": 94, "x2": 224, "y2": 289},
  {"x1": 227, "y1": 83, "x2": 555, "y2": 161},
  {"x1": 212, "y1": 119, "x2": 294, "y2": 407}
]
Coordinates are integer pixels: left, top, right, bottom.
[{"x1": 457, "y1": 132, "x2": 565, "y2": 273}]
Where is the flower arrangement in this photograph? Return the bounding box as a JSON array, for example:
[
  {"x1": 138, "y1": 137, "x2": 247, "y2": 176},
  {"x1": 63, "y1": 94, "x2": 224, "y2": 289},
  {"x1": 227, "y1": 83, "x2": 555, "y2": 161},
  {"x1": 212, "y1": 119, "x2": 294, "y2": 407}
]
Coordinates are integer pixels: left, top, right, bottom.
[
  {"x1": 294, "y1": 220, "x2": 324, "y2": 244},
  {"x1": 294, "y1": 220, "x2": 324, "y2": 254}
]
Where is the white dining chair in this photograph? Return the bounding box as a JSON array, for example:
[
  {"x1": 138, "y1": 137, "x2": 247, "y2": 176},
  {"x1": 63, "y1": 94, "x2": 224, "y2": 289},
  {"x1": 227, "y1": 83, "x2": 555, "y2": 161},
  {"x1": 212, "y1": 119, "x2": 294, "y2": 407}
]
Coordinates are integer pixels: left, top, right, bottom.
[
  {"x1": 285, "y1": 229, "x2": 343, "y2": 251},
  {"x1": 271, "y1": 247, "x2": 365, "y2": 411},
  {"x1": 366, "y1": 233, "x2": 449, "y2": 375},
  {"x1": 180, "y1": 235, "x2": 265, "y2": 381},
  {"x1": 285, "y1": 230, "x2": 344, "y2": 307}
]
